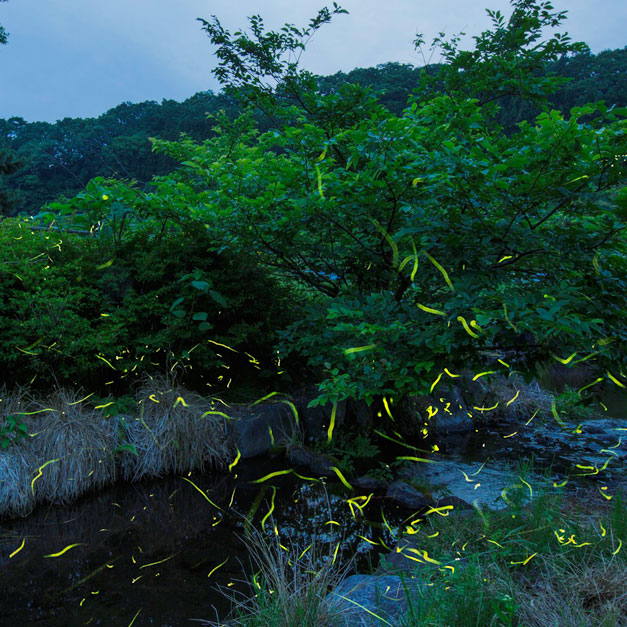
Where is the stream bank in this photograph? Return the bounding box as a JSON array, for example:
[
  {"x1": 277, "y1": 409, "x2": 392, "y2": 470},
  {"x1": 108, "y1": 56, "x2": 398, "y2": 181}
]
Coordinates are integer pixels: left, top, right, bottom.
[{"x1": 1, "y1": 378, "x2": 625, "y2": 625}]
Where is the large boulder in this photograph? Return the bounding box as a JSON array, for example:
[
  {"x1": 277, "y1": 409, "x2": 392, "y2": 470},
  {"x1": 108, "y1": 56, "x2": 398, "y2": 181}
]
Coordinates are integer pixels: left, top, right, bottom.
[
  {"x1": 352, "y1": 475, "x2": 389, "y2": 493},
  {"x1": 290, "y1": 387, "x2": 378, "y2": 442},
  {"x1": 378, "y1": 536, "x2": 433, "y2": 575},
  {"x1": 386, "y1": 480, "x2": 430, "y2": 510},
  {"x1": 347, "y1": 398, "x2": 376, "y2": 429},
  {"x1": 287, "y1": 446, "x2": 335, "y2": 476},
  {"x1": 399, "y1": 385, "x2": 474, "y2": 436},
  {"x1": 292, "y1": 387, "x2": 348, "y2": 442},
  {"x1": 228, "y1": 402, "x2": 298, "y2": 459}
]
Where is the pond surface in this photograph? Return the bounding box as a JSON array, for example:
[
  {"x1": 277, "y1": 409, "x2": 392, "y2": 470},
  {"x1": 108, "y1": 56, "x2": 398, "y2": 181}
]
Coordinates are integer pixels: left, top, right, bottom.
[
  {"x1": 1, "y1": 412, "x2": 624, "y2": 626},
  {"x1": 0, "y1": 456, "x2": 398, "y2": 626}
]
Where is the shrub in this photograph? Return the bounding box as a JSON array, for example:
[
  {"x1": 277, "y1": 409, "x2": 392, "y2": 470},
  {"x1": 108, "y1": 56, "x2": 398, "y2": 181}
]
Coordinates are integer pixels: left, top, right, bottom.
[{"x1": 0, "y1": 202, "x2": 297, "y2": 393}]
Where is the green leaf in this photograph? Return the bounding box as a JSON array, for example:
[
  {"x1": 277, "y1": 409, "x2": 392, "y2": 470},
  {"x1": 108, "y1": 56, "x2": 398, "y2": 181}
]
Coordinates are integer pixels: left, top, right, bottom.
[
  {"x1": 191, "y1": 280, "x2": 210, "y2": 292},
  {"x1": 192, "y1": 312, "x2": 208, "y2": 321},
  {"x1": 209, "y1": 290, "x2": 227, "y2": 307},
  {"x1": 170, "y1": 297, "x2": 184, "y2": 312}
]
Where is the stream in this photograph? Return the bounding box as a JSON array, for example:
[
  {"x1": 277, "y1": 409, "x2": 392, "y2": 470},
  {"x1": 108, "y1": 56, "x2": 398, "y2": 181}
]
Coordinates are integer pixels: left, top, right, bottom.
[{"x1": 1, "y1": 410, "x2": 625, "y2": 626}]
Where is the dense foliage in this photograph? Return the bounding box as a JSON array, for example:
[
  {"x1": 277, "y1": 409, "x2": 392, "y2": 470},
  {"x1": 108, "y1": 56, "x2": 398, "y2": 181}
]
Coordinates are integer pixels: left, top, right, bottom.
[
  {"x1": 0, "y1": 0, "x2": 8, "y2": 46},
  {"x1": 169, "y1": 0, "x2": 625, "y2": 405},
  {"x1": 0, "y1": 181, "x2": 296, "y2": 393},
  {"x1": 0, "y1": 94, "x2": 236, "y2": 216},
  {"x1": 1, "y1": 0, "x2": 625, "y2": 410},
  {"x1": 1, "y1": 43, "x2": 625, "y2": 216},
  {"x1": 0, "y1": 0, "x2": 22, "y2": 215}
]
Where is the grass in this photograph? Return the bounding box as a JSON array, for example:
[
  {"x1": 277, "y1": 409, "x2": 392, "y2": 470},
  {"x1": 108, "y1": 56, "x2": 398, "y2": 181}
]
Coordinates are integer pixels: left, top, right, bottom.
[
  {"x1": 214, "y1": 489, "x2": 626, "y2": 627},
  {"x1": 25, "y1": 388, "x2": 119, "y2": 503},
  {"x1": 465, "y1": 373, "x2": 554, "y2": 425},
  {"x1": 0, "y1": 381, "x2": 233, "y2": 518},
  {"x1": 119, "y1": 376, "x2": 233, "y2": 482},
  {"x1": 205, "y1": 524, "x2": 353, "y2": 627},
  {"x1": 391, "y1": 490, "x2": 627, "y2": 626}
]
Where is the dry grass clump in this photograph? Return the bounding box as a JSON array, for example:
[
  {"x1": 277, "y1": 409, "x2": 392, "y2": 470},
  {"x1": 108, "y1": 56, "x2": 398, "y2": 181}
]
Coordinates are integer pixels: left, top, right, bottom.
[
  {"x1": 463, "y1": 372, "x2": 553, "y2": 424},
  {"x1": 206, "y1": 525, "x2": 352, "y2": 627},
  {"x1": 0, "y1": 380, "x2": 234, "y2": 519},
  {"x1": 0, "y1": 447, "x2": 34, "y2": 517},
  {"x1": 1, "y1": 387, "x2": 38, "y2": 516},
  {"x1": 515, "y1": 557, "x2": 627, "y2": 627},
  {"x1": 22, "y1": 389, "x2": 118, "y2": 505},
  {"x1": 119, "y1": 376, "x2": 232, "y2": 482},
  {"x1": 1, "y1": 388, "x2": 118, "y2": 517}
]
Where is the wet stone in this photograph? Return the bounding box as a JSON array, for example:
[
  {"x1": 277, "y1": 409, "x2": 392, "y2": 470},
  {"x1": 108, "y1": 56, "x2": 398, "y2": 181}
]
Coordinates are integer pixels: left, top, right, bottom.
[
  {"x1": 436, "y1": 495, "x2": 473, "y2": 511},
  {"x1": 386, "y1": 481, "x2": 430, "y2": 510},
  {"x1": 352, "y1": 476, "x2": 389, "y2": 493},
  {"x1": 326, "y1": 574, "x2": 423, "y2": 627},
  {"x1": 229, "y1": 403, "x2": 297, "y2": 458},
  {"x1": 287, "y1": 446, "x2": 334, "y2": 476}
]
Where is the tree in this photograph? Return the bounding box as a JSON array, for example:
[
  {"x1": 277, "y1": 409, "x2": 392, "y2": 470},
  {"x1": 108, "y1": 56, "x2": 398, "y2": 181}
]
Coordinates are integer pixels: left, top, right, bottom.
[
  {"x1": 3, "y1": 48, "x2": 623, "y2": 217},
  {"x1": 0, "y1": 0, "x2": 8, "y2": 46},
  {"x1": 27, "y1": 1, "x2": 626, "y2": 410},
  {"x1": 172, "y1": 0, "x2": 625, "y2": 406},
  {"x1": 0, "y1": 0, "x2": 23, "y2": 215}
]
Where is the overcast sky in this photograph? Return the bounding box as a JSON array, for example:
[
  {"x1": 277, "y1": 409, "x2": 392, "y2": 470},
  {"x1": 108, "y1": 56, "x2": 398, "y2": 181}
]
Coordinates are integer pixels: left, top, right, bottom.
[{"x1": 1, "y1": 0, "x2": 625, "y2": 123}]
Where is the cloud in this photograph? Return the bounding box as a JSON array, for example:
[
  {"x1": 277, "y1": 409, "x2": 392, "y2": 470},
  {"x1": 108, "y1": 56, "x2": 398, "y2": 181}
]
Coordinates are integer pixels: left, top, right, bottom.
[{"x1": 1, "y1": 0, "x2": 625, "y2": 122}]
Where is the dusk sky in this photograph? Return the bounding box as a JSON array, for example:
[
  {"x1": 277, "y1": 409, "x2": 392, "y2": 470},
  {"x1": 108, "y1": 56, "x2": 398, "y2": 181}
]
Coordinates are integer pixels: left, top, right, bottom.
[{"x1": 1, "y1": 0, "x2": 625, "y2": 123}]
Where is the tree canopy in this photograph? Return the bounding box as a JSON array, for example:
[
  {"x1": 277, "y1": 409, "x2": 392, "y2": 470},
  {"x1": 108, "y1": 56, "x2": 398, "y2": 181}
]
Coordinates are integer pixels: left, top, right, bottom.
[
  {"x1": 1, "y1": 45, "x2": 626, "y2": 217},
  {"x1": 0, "y1": 0, "x2": 22, "y2": 214},
  {"x1": 25, "y1": 0, "x2": 625, "y2": 408},
  {"x1": 177, "y1": 0, "x2": 626, "y2": 404},
  {"x1": 0, "y1": 0, "x2": 8, "y2": 46}
]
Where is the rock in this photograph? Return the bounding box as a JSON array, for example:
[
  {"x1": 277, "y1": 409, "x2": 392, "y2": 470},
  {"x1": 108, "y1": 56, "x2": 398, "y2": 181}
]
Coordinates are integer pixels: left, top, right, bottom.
[
  {"x1": 582, "y1": 419, "x2": 624, "y2": 438},
  {"x1": 400, "y1": 385, "x2": 474, "y2": 436},
  {"x1": 377, "y1": 537, "x2": 422, "y2": 574},
  {"x1": 228, "y1": 403, "x2": 297, "y2": 459},
  {"x1": 348, "y1": 398, "x2": 376, "y2": 429},
  {"x1": 290, "y1": 387, "x2": 348, "y2": 442},
  {"x1": 583, "y1": 422, "x2": 606, "y2": 435},
  {"x1": 326, "y1": 574, "x2": 422, "y2": 627},
  {"x1": 310, "y1": 454, "x2": 336, "y2": 476},
  {"x1": 436, "y1": 495, "x2": 473, "y2": 511},
  {"x1": 287, "y1": 446, "x2": 315, "y2": 467},
  {"x1": 386, "y1": 481, "x2": 430, "y2": 510},
  {"x1": 399, "y1": 460, "x2": 513, "y2": 510},
  {"x1": 352, "y1": 476, "x2": 389, "y2": 492},
  {"x1": 377, "y1": 536, "x2": 450, "y2": 575},
  {"x1": 287, "y1": 446, "x2": 335, "y2": 476}
]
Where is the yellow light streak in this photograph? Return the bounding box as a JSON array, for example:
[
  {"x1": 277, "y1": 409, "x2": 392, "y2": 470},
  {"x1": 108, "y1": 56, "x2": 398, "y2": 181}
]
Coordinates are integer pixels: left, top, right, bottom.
[
  {"x1": 44, "y1": 543, "x2": 86, "y2": 558},
  {"x1": 9, "y1": 538, "x2": 26, "y2": 559}
]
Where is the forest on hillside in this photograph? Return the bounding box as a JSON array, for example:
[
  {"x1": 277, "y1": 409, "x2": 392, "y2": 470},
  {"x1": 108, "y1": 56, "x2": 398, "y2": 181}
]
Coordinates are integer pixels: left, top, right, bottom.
[
  {"x1": 1, "y1": 2, "x2": 626, "y2": 625},
  {"x1": 0, "y1": 47, "x2": 626, "y2": 217}
]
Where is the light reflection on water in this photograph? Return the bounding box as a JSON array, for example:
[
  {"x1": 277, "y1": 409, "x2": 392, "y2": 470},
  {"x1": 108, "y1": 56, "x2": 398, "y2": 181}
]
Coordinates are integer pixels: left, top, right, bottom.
[
  {"x1": 1, "y1": 414, "x2": 624, "y2": 626},
  {"x1": 0, "y1": 458, "x2": 394, "y2": 626}
]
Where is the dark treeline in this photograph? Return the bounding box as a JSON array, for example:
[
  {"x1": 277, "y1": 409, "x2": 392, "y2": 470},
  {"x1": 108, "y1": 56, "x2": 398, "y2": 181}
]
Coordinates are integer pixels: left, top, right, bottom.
[{"x1": 1, "y1": 47, "x2": 625, "y2": 217}]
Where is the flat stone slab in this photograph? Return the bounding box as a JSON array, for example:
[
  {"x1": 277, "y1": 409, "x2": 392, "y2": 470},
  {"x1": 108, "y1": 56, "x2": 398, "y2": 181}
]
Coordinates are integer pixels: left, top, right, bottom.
[
  {"x1": 399, "y1": 459, "x2": 525, "y2": 510},
  {"x1": 326, "y1": 574, "x2": 422, "y2": 627}
]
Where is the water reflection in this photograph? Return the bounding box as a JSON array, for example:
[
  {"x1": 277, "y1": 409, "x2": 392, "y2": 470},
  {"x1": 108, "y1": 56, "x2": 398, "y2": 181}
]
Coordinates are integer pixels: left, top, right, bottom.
[
  {"x1": 1, "y1": 413, "x2": 624, "y2": 626},
  {"x1": 0, "y1": 458, "x2": 392, "y2": 626}
]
